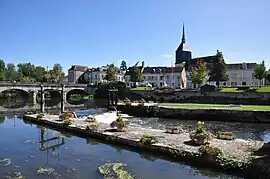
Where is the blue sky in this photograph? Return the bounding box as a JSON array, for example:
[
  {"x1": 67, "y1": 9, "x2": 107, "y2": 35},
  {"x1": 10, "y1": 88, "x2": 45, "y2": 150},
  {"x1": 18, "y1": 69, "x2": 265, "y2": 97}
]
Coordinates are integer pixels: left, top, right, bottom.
[{"x1": 0, "y1": 0, "x2": 269, "y2": 73}]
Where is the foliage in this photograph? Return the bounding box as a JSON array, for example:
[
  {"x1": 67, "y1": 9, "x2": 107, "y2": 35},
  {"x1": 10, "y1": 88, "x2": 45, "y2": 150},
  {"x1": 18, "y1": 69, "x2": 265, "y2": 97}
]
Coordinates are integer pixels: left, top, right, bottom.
[
  {"x1": 110, "y1": 112, "x2": 128, "y2": 131},
  {"x1": 105, "y1": 64, "x2": 117, "y2": 82},
  {"x1": 37, "y1": 113, "x2": 45, "y2": 119},
  {"x1": 190, "y1": 121, "x2": 210, "y2": 145},
  {"x1": 0, "y1": 116, "x2": 5, "y2": 124},
  {"x1": 86, "y1": 122, "x2": 99, "y2": 131},
  {"x1": 120, "y1": 60, "x2": 127, "y2": 71},
  {"x1": 139, "y1": 135, "x2": 158, "y2": 145},
  {"x1": 190, "y1": 59, "x2": 207, "y2": 85},
  {"x1": 0, "y1": 59, "x2": 65, "y2": 83},
  {"x1": 129, "y1": 67, "x2": 144, "y2": 82},
  {"x1": 94, "y1": 81, "x2": 127, "y2": 99},
  {"x1": 200, "y1": 84, "x2": 216, "y2": 92},
  {"x1": 199, "y1": 144, "x2": 222, "y2": 156},
  {"x1": 63, "y1": 118, "x2": 73, "y2": 125},
  {"x1": 254, "y1": 60, "x2": 266, "y2": 86},
  {"x1": 208, "y1": 51, "x2": 229, "y2": 87}
]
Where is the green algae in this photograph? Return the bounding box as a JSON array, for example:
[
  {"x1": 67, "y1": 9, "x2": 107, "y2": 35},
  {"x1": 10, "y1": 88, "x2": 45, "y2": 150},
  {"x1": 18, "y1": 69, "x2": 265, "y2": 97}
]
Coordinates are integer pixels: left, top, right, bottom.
[
  {"x1": 36, "y1": 167, "x2": 55, "y2": 175},
  {"x1": 98, "y1": 163, "x2": 134, "y2": 179},
  {"x1": 0, "y1": 157, "x2": 11, "y2": 166}
]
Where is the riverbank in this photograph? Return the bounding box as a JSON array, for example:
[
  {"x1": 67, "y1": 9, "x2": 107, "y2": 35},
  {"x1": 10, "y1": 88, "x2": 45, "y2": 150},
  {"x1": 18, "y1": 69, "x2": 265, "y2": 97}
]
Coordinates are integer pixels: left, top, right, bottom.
[
  {"x1": 117, "y1": 103, "x2": 270, "y2": 123},
  {"x1": 23, "y1": 112, "x2": 269, "y2": 178}
]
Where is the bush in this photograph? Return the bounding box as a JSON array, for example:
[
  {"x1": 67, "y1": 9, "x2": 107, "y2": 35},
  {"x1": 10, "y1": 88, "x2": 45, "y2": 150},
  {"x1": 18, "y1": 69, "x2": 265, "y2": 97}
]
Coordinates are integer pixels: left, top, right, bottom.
[
  {"x1": 140, "y1": 135, "x2": 158, "y2": 145},
  {"x1": 200, "y1": 84, "x2": 216, "y2": 92},
  {"x1": 110, "y1": 112, "x2": 128, "y2": 131},
  {"x1": 86, "y1": 122, "x2": 99, "y2": 131},
  {"x1": 63, "y1": 118, "x2": 73, "y2": 126},
  {"x1": 237, "y1": 86, "x2": 250, "y2": 91}
]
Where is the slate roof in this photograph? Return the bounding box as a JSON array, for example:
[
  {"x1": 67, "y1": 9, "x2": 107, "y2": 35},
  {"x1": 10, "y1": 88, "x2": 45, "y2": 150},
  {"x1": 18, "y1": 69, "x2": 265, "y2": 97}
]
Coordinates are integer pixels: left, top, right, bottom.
[{"x1": 68, "y1": 65, "x2": 88, "y2": 71}]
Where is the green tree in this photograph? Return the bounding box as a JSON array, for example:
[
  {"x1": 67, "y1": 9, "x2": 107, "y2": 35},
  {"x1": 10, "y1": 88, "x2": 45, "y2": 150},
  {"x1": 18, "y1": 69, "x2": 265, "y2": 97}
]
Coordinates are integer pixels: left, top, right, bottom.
[
  {"x1": 105, "y1": 64, "x2": 117, "y2": 82},
  {"x1": 0, "y1": 59, "x2": 6, "y2": 81},
  {"x1": 254, "y1": 60, "x2": 266, "y2": 86},
  {"x1": 17, "y1": 63, "x2": 36, "y2": 82},
  {"x1": 5, "y1": 63, "x2": 16, "y2": 81},
  {"x1": 130, "y1": 68, "x2": 144, "y2": 82},
  {"x1": 120, "y1": 60, "x2": 127, "y2": 71},
  {"x1": 34, "y1": 66, "x2": 46, "y2": 82},
  {"x1": 208, "y1": 50, "x2": 228, "y2": 88},
  {"x1": 190, "y1": 59, "x2": 207, "y2": 86}
]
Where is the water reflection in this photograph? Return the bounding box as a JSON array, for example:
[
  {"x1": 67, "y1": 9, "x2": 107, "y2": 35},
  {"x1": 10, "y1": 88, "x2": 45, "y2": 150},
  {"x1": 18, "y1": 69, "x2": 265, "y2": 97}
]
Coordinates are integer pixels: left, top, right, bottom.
[{"x1": 0, "y1": 116, "x2": 242, "y2": 179}]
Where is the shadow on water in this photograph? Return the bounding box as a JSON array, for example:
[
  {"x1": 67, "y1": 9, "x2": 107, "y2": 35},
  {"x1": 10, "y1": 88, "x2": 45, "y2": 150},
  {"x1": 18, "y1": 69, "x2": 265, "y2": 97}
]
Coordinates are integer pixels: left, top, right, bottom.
[{"x1": 0, "y1": 115, "x2": 243, "y2": 179}]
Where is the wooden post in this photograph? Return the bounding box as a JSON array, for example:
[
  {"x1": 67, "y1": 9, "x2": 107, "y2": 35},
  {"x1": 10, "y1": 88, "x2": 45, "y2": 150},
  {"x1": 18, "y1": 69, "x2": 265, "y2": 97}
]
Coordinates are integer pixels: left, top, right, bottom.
[
  {"x1": 40, "y1": 84, "x2": 45, "y2": 113},
  {"x1": 60, "y1": 84, "x2": 65, "y2": 113},
  {"x1": 108, "y1": 88, "x2": 118, "y2": 111}
]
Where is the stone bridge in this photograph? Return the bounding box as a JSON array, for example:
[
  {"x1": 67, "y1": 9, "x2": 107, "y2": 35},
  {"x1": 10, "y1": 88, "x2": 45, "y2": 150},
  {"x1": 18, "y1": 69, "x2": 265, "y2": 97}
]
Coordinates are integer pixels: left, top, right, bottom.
[{"x1": 0, "y1": 83, "x2": 91, "y2": 102}]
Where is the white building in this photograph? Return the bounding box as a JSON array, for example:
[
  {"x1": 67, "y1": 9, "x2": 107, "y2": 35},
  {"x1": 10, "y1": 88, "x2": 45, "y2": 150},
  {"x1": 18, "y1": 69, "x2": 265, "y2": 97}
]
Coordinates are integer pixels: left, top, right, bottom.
[
  {"x1": 68, "y1": 65, "x2": 88, "y2": 83},
  {"x1": 77, "y1": 65, "x2": 125, "y2": 85}
]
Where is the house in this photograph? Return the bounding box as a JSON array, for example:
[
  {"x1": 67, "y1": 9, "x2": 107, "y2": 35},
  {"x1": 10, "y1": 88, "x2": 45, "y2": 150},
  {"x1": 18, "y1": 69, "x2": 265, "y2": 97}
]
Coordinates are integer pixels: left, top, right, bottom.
[{"x1": 68, "y1": 65, "x2": 89, "y2": 83}]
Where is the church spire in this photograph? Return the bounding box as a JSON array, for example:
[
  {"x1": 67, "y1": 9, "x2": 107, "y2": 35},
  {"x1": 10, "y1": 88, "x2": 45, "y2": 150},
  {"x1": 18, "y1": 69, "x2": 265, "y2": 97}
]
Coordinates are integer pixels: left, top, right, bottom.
[{"x1": 181, "y1": 23, "x2": 186, "y2": 43}]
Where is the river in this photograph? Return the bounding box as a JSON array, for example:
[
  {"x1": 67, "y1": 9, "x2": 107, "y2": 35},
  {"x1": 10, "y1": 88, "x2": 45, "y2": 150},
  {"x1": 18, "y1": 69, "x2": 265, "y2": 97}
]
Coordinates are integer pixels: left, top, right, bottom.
[{"x1": 0, "y1": 97, "x2": 245, "y2": 178}]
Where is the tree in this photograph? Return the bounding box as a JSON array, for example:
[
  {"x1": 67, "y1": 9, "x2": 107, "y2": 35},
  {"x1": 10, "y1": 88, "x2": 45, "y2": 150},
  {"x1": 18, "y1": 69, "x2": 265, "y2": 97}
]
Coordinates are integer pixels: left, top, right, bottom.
[
  {"x1": 34, "y1": 66, "x2": 46, "y2": 82},
  {"x1": 120, "y1": 60, "x2": 127, "y2": 71},
  {"x1": 17, "y1": 63, "x2": 36, "y2": 82},
  {"x1": 5, "y1": 63, "x2": 16, "y2": 81},
  {"x1": 0, "y1": 59, "x2": 6, "y2": 81},
  {"x1": 130, "y1": 67, "x2": 144, "y2": 82},
  {"x1": 208, "y1": 50, "x2": 228, "y2": 88},
  {"x1": 105, "y1": 64, "x2": 117, "y2": 82},
  {"x1": 254, "y1": 60, "x2": 266, "y2": 87},
  {"x1": 190, "y1": 59, "x2": 207, "y2": 86}
]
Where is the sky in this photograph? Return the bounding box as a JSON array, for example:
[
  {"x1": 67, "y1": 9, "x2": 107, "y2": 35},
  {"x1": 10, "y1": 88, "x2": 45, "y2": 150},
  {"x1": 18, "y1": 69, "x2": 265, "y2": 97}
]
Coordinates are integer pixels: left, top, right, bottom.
[{"x1": 0, "y1": 0, "x2": 269, "y2": 73}]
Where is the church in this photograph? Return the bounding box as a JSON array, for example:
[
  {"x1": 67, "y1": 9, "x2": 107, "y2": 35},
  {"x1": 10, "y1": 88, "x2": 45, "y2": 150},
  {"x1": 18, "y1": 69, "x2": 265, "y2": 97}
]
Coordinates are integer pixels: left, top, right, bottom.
[{"x1": 175, "y1": 25, "x2": 261, "y2": 88}]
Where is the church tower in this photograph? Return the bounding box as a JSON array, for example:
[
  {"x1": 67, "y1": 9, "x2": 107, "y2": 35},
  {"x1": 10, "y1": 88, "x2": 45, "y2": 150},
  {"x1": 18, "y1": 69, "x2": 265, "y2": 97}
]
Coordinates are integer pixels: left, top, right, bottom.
[{"x1": 175, "y1": 24, "x2": 192, "y2": 67}]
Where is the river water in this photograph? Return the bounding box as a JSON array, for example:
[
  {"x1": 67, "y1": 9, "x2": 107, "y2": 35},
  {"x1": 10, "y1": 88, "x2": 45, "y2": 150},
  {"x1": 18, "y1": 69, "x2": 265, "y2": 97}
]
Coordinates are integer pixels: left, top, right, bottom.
[{"x1": 0, "y1": 96, "x2": 252, "y2": 178}]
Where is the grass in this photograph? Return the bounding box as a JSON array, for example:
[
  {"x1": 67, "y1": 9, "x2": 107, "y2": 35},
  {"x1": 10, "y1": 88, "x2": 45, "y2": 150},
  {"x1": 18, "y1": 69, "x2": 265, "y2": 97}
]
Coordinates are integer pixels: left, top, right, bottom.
[
  {"x1": 129, "y1": 87, "x2": 153, "y2": 91},
  {"x1": 160, "y1": 103, "x2": 270, "y2": 111},
  {"x1": 220, "y1": 86, "x2": 270, "y2": 92}
]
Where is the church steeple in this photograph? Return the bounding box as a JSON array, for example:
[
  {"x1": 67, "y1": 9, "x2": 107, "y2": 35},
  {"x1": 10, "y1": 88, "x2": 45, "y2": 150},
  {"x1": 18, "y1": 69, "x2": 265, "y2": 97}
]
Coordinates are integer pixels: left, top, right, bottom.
[{"x1": 181, "y1": 24, "x2": 186, "y2": 43}]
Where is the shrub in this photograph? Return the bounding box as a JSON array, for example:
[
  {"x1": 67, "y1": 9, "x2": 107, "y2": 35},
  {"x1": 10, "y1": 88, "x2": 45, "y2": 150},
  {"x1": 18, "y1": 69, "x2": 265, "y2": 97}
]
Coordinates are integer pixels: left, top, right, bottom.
[
  {"x1": 237, "y1": 86, "x2": 250, "y2": 91},
  {"x1": 190, "y1": 121, "x2": 210, "y2": 145},
  {"x1": 63, "y1": 118, "x2": 72, "y2": 126},
  {"x1": 140, "y1": 135, "x2": 158, "y2": 145},
  {"x1": 86, "y1": 122, "x2": 99, "y2": 131},
  {"x1": 200, "y1": 84, "x2": 216, "y2": 92},
  {"x1": 37, "y1": 113, "x2": 45, "y2": 119},
  {"x1": 199, "y1": 144, "x2": 222, "y2": 156},
  {"x1": 110, "y1": 112, "x2": 128, "y2": 131}
]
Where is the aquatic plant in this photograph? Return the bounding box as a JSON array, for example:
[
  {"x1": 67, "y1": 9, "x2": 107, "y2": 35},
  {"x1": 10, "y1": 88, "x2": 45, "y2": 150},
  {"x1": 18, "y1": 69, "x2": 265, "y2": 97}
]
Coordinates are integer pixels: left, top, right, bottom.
[
  {"x1": 86, "y1": 122, "x2": 99, "y2": 131},
  {"x1": 0, "y1": 157, "x2": 11, "y2": 166},
  {"x1": 37, "y1": 113, "x2": 45, "y2": 119},
  {"x1": 98, "y1": 163, "x2": 134, "y2": 179},
  {"x1": 190, "y1": 121, "x2": 210, "y2": 145},
  {"x1": 63, "y1": 118, "x2": 73, "y2": 126},
  {"x1": 140, "y1": 134, "x2": 158, "y2": 145},
  {"x1": 110, "y1": 112, "x2": 128, "y2": 132},
  {"x1": 36, "y1": 167, "x2": 55, "y2": 175}
]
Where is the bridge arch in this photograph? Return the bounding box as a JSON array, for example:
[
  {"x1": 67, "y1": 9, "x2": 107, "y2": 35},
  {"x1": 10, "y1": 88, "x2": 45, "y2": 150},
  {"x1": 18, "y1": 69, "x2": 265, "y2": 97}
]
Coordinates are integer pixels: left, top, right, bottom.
[{"x1": 66, "y1": 89, "x2": 87, "y2": 105}]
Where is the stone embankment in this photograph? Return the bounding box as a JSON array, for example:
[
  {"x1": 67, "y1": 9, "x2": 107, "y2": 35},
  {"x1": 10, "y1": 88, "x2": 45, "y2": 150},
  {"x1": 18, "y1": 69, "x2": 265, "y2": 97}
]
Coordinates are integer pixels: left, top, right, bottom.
[
  {"x1": 23, "y1": 112, "x2": 269, "y2": 178},
  {"x1": 117, "y1": 103, "x2": 270, "y2": 123}
]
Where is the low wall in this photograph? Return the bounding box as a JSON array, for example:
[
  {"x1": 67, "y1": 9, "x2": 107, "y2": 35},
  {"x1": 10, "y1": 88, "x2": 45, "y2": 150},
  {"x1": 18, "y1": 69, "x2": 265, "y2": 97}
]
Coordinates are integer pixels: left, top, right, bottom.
[
  {"x1": 118, "y1": 105, "x2": 270, "y2": 123},
  {"x1": 132, "y1": 91, "x2": 270, "y2": 105}
]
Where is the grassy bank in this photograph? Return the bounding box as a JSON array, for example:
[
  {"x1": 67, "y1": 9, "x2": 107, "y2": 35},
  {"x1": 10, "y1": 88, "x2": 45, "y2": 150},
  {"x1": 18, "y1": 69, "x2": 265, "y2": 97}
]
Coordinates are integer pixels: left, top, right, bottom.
[
  {"x1": 220, "y1": 87, "x2": 270, "y2": 92},
  {"x1": 160, "y1": 103, "x2": 270, "y2": 111},
  {"x1": 69, "y1": 94, "x2": 94, "y2": 101}
]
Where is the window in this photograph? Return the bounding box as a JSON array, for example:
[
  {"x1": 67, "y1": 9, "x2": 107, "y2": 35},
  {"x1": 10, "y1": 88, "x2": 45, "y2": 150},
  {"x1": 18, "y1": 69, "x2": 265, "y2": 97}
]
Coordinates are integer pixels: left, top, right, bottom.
[
  {"x1": 160, "y1": 76, "x2": 163, "y2": 80},
  {"x1": 242, "y1": 82, "x2": 247, "y2": 86},
  {"x1": 223, "y1": 82, "x2": 227, "y2": 86}
]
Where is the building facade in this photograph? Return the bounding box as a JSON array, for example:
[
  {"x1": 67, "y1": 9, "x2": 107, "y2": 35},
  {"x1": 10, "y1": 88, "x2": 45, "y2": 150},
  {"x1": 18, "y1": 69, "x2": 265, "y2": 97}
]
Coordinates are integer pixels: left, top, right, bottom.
[
  {"x1": 77, "y1": 65, "x2": 125, "y2": 85},
  {"x1": 175, "y1": 25, "x2": 262, "y2": 88},
  {"x1": 68, "y1": 65, "x2": 88, "y2": 83}
]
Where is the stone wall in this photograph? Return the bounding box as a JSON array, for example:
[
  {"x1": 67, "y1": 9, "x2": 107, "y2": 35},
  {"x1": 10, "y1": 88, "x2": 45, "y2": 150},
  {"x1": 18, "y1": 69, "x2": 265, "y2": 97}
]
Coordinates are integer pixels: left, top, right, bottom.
[
  {"x1": 132, "y1": 91, "x2": 270, "y2": 105},
  {"x1": 118, "y1": 104, "x2": 270, "y2": 123}
]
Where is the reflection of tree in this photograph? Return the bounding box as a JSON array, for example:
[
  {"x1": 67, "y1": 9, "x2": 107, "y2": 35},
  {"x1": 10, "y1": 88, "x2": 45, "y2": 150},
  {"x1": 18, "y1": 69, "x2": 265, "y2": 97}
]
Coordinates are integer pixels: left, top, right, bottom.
[
  {"x1": 0, "y1": 116, "x2": 5, "y2": 124},
  {"x1": 86, "y1": 138, "x2": 99, "y2": 146},
  {"x1": 140, "y1": 152, "x2": 158, "y2": 161}
]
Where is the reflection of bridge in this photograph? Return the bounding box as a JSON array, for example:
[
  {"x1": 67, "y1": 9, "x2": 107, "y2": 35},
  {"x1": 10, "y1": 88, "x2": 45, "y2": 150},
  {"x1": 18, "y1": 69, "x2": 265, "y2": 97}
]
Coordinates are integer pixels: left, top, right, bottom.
[
  {"x1": 0, "y1": 102, "x2": 84, "y2": 113},
  {"x1": 0, "y1": 83, "x2": 93, "y2": 102}
]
